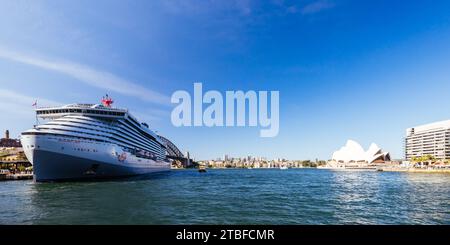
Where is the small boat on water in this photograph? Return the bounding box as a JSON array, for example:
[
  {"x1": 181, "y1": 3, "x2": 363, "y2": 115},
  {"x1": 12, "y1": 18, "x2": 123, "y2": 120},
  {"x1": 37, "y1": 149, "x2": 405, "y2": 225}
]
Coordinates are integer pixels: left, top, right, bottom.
[
  {"x1": 280, "y1": 165, "x2": 288, "y2": 170},
  {"x1": 198, "y1": 164, "x2": 207, "y2": 173}
]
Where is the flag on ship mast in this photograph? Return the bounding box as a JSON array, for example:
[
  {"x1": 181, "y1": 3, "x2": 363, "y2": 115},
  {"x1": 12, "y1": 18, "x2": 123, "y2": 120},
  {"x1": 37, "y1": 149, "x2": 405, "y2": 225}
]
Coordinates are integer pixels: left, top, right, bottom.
[{"x1": 32, "y1": 100, "x2": 37, "y2": 107}]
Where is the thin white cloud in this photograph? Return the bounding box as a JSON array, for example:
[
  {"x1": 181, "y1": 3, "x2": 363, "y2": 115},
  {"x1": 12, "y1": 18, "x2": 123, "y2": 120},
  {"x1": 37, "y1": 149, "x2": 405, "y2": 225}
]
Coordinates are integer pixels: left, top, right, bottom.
[
  {"x1": 0, "y1": 89, "x2": 62, "y2": 107},
  {"x1": 0, "y1": 88, "x2": 168, "y2": 127},
  {"x1": 301, "y1": 1, "x2": 335, "y2": 15},
  {"x1": 162, "y1": 0, "x2": 253, "y2": 16},
  {"x1": 0, "y1": 89, "x2": 62, "y2": 118},
  {"x1": 0, "y1": 48, "x2": 170, "y2": 105}
]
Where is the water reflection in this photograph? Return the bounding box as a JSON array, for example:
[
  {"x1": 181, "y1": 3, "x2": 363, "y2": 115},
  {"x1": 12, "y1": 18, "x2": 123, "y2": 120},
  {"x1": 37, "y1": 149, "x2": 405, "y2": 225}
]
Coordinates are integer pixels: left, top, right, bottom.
[
  {"x1": 29, "y1": 172, "x2": 175, "y2": 224},
  {"x1": 328, "y1": 171, "x2": 450, "y2": 224},
  {"x1": 0, "y1": 169, "x2": 449, "y2": 224}
]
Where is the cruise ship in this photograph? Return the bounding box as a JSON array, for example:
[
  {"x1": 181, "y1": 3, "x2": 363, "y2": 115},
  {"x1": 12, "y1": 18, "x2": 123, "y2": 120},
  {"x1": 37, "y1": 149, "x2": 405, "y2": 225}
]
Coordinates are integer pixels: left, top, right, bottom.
[{"x1": 21, "y1": 96, "x2": 171, "y2": 181}]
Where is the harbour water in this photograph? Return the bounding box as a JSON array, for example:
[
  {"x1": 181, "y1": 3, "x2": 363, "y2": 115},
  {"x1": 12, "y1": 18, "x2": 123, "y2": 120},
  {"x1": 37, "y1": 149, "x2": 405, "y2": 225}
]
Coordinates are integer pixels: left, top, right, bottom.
[{"x1": 0, "y1": 169, "x2": 449, "y2": 224}]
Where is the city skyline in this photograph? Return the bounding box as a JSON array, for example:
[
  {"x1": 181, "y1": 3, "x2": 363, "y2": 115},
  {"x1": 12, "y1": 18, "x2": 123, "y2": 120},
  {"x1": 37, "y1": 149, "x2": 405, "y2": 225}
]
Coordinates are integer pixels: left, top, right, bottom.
[{"x1": 2, "y1": 1, "x2": 450, "y2": 160}]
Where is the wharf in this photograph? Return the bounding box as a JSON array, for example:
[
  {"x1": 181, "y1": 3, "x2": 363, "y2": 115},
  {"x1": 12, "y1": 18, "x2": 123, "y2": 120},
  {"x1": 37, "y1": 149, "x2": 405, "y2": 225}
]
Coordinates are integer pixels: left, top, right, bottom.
[
  {"x1": 0, "y1": 173, "x2": 33, "y2": 181},
  {"x1": 381, "y1": 167, "x2": 450, "y2": 174}
]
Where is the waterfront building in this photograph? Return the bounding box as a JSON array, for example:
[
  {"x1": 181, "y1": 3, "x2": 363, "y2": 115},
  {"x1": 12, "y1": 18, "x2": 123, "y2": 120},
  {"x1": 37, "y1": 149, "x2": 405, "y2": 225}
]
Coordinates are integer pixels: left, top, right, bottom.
[
  {"x1": 0, "y1": 130, "x2": 21, "y2": 147},
  {"x1": 0, "y1": 149, "x2": 27, "y2": 162},
  {"x1": 405, "y1": 120, "x2": 450, "y2": 160},
  {"x1": 0, "y1": 129, "x2": 29, "y2": 167},
  {"x1": 329, "y1": 140, "x2": 391, "y2": 164}
]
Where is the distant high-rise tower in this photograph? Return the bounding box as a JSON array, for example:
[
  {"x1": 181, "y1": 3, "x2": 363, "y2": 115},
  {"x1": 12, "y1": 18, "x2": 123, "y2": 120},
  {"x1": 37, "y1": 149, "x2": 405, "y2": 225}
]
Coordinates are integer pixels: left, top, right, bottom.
[
  {"x1": 185, "y1": 151, "x2": 191, "y2": 167},
  {"x1": 5, "y1": 130, "x2": 9, "y2": 139}
]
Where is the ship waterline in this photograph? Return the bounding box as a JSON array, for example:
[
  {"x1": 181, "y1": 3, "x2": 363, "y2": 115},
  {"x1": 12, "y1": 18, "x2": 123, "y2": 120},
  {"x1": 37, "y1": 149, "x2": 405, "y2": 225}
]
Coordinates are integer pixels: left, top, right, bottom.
[{"x1": 25, "y1": 140, "x2": 169, "y2": 181}]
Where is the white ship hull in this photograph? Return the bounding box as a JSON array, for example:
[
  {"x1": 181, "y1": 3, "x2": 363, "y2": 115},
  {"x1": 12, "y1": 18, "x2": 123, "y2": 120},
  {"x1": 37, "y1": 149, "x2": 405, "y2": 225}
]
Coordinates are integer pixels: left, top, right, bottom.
[{"x1": 22, "y1": 134, "x2": 171, "y2": 182}]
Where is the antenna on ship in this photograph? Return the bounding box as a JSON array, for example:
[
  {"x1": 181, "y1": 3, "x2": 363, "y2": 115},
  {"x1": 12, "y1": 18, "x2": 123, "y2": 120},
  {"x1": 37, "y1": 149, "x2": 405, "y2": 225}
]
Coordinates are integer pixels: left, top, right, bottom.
[{"x1": 32, "y1": 100, "x2": 39, "y2": 126}]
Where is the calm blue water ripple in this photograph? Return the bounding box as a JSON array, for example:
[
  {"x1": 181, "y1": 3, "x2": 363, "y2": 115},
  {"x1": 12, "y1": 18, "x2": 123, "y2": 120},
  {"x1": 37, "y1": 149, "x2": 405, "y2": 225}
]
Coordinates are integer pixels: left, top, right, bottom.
[{"x1": 0, "y1": 169, "x2": 449, "y2": 224}]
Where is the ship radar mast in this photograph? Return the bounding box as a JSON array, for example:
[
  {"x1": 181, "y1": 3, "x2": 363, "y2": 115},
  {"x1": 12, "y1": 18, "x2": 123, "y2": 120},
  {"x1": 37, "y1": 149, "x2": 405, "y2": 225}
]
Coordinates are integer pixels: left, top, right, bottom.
[{"x1": 101, "y1": 94, "x2": 114, "y2": 107}]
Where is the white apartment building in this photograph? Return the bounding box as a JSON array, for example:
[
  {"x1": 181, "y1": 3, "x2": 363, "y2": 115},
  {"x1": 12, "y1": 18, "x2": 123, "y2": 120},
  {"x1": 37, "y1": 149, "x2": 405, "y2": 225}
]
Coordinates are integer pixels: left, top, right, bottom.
[{"x1": 405, "y1": 120, "x2": 450, "y2": 160}]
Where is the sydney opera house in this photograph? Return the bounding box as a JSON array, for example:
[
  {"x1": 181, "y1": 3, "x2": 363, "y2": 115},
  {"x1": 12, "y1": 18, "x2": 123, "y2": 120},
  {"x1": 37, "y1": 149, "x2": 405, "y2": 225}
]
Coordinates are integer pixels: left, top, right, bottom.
[{"x1": 327, "y1": 140, "x2": 391, "y2": 168}]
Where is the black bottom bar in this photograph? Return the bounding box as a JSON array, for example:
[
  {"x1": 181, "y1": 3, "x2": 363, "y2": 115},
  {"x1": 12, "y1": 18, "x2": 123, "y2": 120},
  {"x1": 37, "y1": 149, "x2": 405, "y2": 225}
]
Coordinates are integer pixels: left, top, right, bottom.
[{"x1": 1, "y1": 225, "x2": 449, "y2": 244}]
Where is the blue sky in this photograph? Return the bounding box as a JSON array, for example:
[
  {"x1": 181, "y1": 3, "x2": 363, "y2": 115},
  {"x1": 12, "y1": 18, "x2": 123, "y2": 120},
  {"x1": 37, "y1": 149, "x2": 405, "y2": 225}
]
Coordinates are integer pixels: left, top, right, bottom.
[{"x1": 1, "y1": 0, "x2": 450, "y2": 160}]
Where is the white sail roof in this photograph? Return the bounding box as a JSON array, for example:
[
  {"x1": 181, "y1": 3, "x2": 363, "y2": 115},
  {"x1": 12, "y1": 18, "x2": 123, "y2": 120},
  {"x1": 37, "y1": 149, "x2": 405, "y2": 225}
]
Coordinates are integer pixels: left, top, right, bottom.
[{"x1": 332, "y1": 140, "x2": 390, "y2": 163}]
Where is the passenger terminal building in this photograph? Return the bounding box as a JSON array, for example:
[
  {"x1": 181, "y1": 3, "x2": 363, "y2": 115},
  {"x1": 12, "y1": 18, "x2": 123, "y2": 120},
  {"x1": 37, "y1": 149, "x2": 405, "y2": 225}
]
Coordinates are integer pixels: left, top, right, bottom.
[{"x1": 405, "y1": 120, "x2": 450, "y2": 160}]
